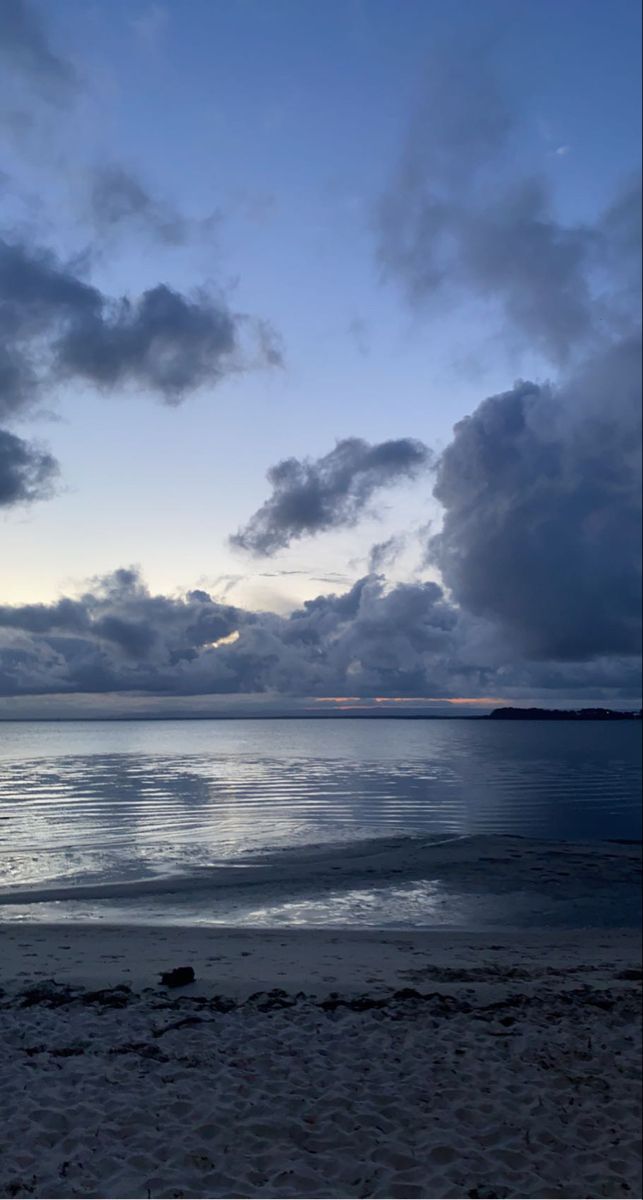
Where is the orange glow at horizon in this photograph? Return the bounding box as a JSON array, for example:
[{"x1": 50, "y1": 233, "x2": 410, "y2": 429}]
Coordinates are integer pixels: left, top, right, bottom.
[{"x1": 312, "y1": 695, "x2": 508, "y2": 707}]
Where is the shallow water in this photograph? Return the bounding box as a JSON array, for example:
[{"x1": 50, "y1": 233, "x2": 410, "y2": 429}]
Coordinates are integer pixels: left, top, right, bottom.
[{"x1": 0, "y1": 718, "x2": 640, "y2": 927}]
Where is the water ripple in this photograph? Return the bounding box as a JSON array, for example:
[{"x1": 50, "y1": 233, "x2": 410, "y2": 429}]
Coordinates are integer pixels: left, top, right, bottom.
[{"x1": 0, "y1": 719, "x2": 640, "y2": 921}]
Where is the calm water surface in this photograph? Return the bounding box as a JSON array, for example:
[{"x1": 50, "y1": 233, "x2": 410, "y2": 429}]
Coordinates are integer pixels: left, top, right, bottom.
[{"x1": 0, "y1": 719, "x2": 640, "y2": 928}]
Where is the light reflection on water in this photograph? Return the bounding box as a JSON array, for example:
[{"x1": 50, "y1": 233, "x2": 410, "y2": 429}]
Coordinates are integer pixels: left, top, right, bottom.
[
  {"x1": 7, "y1": 877, "x2": 639, "y2": 930},
  {"x1": 0, "y1": 719, "x2": 640, "y2": 926}
]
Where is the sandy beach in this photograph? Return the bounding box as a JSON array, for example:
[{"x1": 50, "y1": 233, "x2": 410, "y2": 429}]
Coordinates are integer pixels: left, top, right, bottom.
[{"x1": 0, "y1": 924, "x2": 640, "y2": 1200}]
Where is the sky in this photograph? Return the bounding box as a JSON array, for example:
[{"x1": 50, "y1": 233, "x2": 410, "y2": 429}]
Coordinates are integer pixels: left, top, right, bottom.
[{"x1": 0, "y1": 0, "x2": 641, "y2": 714}]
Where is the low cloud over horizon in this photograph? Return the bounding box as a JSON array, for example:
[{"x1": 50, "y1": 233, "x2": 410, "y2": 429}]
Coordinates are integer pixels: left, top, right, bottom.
[{"x1": 0, "y1": 566, "x2": 639, "y2": 708}]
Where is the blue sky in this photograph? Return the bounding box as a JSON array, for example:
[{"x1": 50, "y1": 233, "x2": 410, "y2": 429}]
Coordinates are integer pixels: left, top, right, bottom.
[{"x1": 0, "y1": 0, "x2": 640, "y2": 708}]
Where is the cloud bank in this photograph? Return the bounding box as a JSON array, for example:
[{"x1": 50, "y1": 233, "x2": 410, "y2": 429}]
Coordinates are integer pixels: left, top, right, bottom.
[
  {"x1": 0, "y1": 568, "x2": 638, "y2": 705},
  {"x1": 232, "y1": 437, "x2": 431, "y2": 555}
]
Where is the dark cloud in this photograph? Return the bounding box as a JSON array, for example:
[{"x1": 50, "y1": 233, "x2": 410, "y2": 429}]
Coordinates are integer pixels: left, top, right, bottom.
[
  {"x1": 0, "y1": 0, "x2": 78, "y2": 101},
  {"x1": 0, "y1": 569, "x2": 241, "y2": 695},
  {"x1": 57, "y1": 282, "x2": 237, "y2": 400},
  {"x1": 88, "y1": 165, "x2": 220, "y2": 246},
  {"x1": 232, "y1": 437, "x2": 431, "y2": 555},
  {"x1": 376, "y1": 49, "x2": 637, "y2": 364},
  {"x1": 374, "y1": 48, "x2": 641, "y2": 677},
  {"x1": 0, "y1": 236, "x2": 278, "y2": 416},
  {"x1": 0, "y1": 595, "x2": 89, "y2": 634},
  {"x1": 0, "y1": 426, "x2": 58, "y2": 507},
  {"x1": 0, "y1": 342, "x2": 35, "y2": 420},
  {"x1": 429, "y1": 334, "x2": 642, "y2": 661},
  {"x1": 279, "y1": 575, "x2": 459, "y2": 697},
  {"x1": 0, "y1": 568, "x2": 638, "y2": 703},
  {"x1": 0, "y1": 567, "x2": 491, "y2": 696}
]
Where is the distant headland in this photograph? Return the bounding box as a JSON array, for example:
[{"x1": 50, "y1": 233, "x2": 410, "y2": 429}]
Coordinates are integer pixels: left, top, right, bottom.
[{"x1": 486, "y1": 707, "x2": 642, "y2": 721}]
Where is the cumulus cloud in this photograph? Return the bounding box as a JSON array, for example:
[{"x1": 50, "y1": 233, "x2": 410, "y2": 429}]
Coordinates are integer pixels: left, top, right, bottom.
[
  {"x1": 0, "y1": 0, "x2": 78, "y2": 101},
  {"x1": 429, "y1": 334, "x2": 642, "y2": 661},
  {"x1": 0, "y1": 569, "x2": 241, "y2": 695},
  {"x1": 373, "y1": 46, "x2": 642, "y2": 677},
  {"x1": 57, "y1": 282, "x2": 238, "y2": 399},
  {"x1": 376, "y1": 48, "x2": 638, "y2": 364},
  {"x1": 0, "y1": 567, "x2": 638, "y2": 703},
  {"x1": 232, "y1": 437, "x2": 431, "y2": 555},
  {"x1": 0, "y1": 236, "x2": 279, "y2": 416},
  {"x1": 0, "y1": 567, "x2": 511, "y2": 697},
  {"x1": 0, "y1": 427, "x2": 58, "y2": 507}
]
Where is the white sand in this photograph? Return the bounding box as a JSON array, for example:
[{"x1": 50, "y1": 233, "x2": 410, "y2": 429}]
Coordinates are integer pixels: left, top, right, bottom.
[{"x1": 0, "y1": 924, "x2": 641, "y2": 1199}]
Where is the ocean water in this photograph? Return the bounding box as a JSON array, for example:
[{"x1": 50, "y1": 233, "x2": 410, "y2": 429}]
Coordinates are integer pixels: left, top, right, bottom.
[{"x1": 0, "y1": 718, "x2": 640, "y2": 928}]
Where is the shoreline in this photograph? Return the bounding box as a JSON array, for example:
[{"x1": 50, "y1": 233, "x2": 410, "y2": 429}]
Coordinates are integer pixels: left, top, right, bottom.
[
  {"x1": 1, "y1": 834, "x2": 640, "y2": 919},
  {"x1": 1, "y1": 925, "x2": 641, "y2": 1198}
]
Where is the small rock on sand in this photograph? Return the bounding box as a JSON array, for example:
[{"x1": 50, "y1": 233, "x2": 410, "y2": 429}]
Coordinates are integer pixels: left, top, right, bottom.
[{"x1": 159, "y1": 966, "x2": 195, "y2": 988}]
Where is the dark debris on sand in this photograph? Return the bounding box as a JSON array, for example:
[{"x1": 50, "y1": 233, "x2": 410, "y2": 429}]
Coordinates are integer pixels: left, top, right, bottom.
[{"x1": 2, "y1": 980, "x2": 641, "y2": 1029}]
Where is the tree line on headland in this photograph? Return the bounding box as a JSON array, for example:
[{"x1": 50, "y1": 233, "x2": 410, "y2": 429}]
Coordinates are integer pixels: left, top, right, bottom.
[{"x1": 486, "y1": 707, "x2": 642, "y2": 720}]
